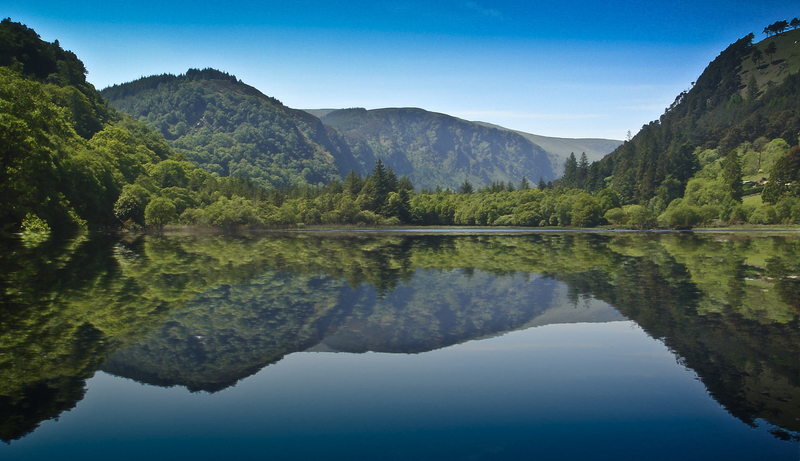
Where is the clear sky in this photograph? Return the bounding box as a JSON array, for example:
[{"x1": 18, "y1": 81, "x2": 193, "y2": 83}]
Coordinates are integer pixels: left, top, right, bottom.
[{"x1": 4, "y1": 1, "x2": 798, "y2": 139}]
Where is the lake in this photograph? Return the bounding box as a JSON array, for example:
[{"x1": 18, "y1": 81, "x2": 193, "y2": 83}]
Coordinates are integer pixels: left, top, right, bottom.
[{"x1": 1, "y1": 230, "x2": 799, "y2": 460}]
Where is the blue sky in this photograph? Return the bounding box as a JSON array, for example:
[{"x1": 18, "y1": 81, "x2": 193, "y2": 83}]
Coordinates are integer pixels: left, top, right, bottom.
[{"x1": 4, "y1": 1, "x2": 798, "y2": 139}]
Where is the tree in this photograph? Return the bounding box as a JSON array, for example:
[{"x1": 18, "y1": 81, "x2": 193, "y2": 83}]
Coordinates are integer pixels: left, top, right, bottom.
[
  {"x1": 763, "y1": 146, "x2": 800, "y2": 203},
  {"x1": 114, "y1": 184, "x2": 150, "y2": 227},
  {"x1": 459, "y1": 179, "x2": 474, "y2": 195},
  {"x1": 721, "y1": 151, "x2": 743, "y2": 203},
  {"x1": 576, "y1": 153, "x2": 589, "y2": 189},
  {"x1": 765, "y1": 42, "x2": 777, "y2": 63},
  {"x1": 791, "y1": 18, "x2": 800, "y2": 30},
  {"x1": 519, "y1": 176, "x2": 530, "y2": 190},
  {"x1": 0, "y1": 68, "x2": 72, "y2": 231},
  {"x1": 344, "y1": 169, "x2": 363, "y2": 196},
  {"x1": 144, "y1": 196, "x2": 177, "y2": 229},
  {"x1": 670, "y1": 141, "x2": 698, "y2": 185},
  {"x1": 750, "y1": 48, "x2": 763, "y2": 66},
  {"x1": 562, "y1": 153, "x2": 578, "y2": 188},
  {"x1": 746, "y1": 75, "x2": 759, "y2": 101},
  {"x1": 538, "y1": 177, "x2": 547, "y2": 190}
]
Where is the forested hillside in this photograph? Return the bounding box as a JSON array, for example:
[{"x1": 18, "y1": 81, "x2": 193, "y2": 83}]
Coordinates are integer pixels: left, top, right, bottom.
[
  {"x1": 319, "y1": 108, "x2": 558, "y2": 191},
  {"x1": 0, "y1": 20, "x2": 288, "y2": 233},
  {"x1": 5, "y1": 17, "x2": 800, "y2": 233},
  {"x1": 590, "y1": 29, "x2": 800, "y2": 205},
  {"x1": 0, "y1": 19, "x2": 169, "y2": 231},
  {"x1": 103, "y1": 76, "x2": 567, "y2": 192},
  {"x1": 101, "y1": 71, "x2": 349, "y2": 190}
]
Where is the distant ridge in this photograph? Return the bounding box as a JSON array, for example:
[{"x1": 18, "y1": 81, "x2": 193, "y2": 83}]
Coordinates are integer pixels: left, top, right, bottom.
[
  {"x1": 304, "y1": 110, "x2": 621, "y2": 179},
  {"x1": 472, "y1": 121, "x2": 622, "y2": 170},
  {"x1": 317, "y1": 107, "x2": 559, "y2": 190}
]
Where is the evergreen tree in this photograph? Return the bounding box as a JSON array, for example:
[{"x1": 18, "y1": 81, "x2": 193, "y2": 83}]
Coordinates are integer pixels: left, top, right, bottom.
[
  {"x1": 746, "y1": 75, "x2": 759, "y2": 101},
  {"x1": 459, "y1": 179, "x2": 474, "y2": 195},
  {"x1": 519, "y1": 176, "x2": 530, "y2": 190},
  {"x1": 763, "y1": 146, "x2": 800, "y2": 203},
  {"x1": 721, "y1": 151, "x2": 744, "y2": 203},
  {"x1": 344, "y1": 169, "x2": 364, "y2": 196},
  {"x1": 765, "y1": 42, "x2": 777, "y2": 62},
  {"x1": 751, "y1": 48, "x2": 763, "y2": 66},
  {"x1": 576, "y1": 153, "x2": 589, "y2": 189},
  {"x1": 562, "y1": 153, "x2": 578, "y2": 188},
  {"x1": 670, "y1": 141, "x2": 699, "y2": 186}
]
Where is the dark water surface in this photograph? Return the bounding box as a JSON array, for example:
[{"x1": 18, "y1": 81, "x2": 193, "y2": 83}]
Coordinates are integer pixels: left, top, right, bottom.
[{"x1": 1, "y1": 231, "x2": 799, "y2": 460}]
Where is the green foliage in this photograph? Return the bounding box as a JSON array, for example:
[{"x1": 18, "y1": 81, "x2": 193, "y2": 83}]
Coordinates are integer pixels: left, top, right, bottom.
[
  {"x1": 748, "y1": 204, "x2": 779, "y2": 224},
  {"x1": 20, "y1": 213, "x2": 50, "y2": 234},
  {"x1": 658, "y1": 200, "x2": 703, "y2": 229},
  {"x1": 763, "y1": 146, "x2": 800, "y2": 203},
  {"x1": 0, "y1": 67, "x2": 71, "y2": 230},
  {"x1": 721, "y1": 150, "x2": 744, "y2": 202},
  {"x1": 0, "y1": 19, "x2": 109, "y2": 139},
  {"x1": 144, "y1": 197, "x2": 176, "y2": 229},
  {"x1": 586, "y1": 30, "x2": 800, "y2": 206},
  {"x1": 101, "y1": 69, "x2": 342, "y2": 191}
]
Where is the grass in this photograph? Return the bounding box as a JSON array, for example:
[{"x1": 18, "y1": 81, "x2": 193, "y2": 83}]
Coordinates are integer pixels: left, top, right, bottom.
[{"x1": 739, "y1": 28, "x2": 800, "y2": 100}]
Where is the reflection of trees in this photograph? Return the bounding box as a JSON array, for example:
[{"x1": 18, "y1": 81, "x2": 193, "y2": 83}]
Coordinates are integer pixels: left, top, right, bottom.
[
  {"x1": 553, "y1": 234, "x2": 800, "y2": 437},
  {"x1": 2, "y1": 232, "x2": 800, "y2": 442},
  {"x1": 0, "y1": 235, "x2": 153, "y2": 442}
]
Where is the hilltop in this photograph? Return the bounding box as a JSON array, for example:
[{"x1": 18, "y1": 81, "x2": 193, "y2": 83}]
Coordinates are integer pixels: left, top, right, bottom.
[
  {"x1": 471, "y1": 121, "x2": 621, "y2": 168},
  {"x1": 318, "y1": 107, "x2": 559, "y2": 190},
  {"x1": 101, "y1": 69, "x2": 345, "y2": 190},
  {"x1": 104, "y1": 72, "x2": 621, "y2": 192}
]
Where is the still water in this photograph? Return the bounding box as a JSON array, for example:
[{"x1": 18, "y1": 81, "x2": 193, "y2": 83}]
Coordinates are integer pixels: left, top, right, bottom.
[{"x1": 1, "y1": 231, "x2": 799, "y2": 460}]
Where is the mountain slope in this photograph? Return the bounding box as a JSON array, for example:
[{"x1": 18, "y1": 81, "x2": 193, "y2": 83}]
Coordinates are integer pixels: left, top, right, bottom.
[
  {"x1": 101, "y1": 70, "x2": 348, "y2": 190},
  {"x1": 319, "y1": 107, "x2": 558, "y2": 190},
  {"x1": 472, "y1": 121, "x2": 622, "y2": 170},
  {"x1": 593, "y1": 29, "x2": 800, "y2": 204}
]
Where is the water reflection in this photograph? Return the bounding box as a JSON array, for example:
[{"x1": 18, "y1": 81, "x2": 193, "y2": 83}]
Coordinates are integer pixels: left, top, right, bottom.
[{"x1": 1, "y1": 231, "x2": 799, "y2": 445}]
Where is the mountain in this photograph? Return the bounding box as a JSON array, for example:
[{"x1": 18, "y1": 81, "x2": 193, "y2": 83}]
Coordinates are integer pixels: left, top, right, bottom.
[
  {"x1": 472, "y1": 121, "x2": 622, "y2": 168},
  {"x1": 590, "y1": 28, "x2": 800, "y2": 204},
  {"x1": 318, "y1": 107, "x2": 559, "y2": 190},
  {"x1": 306, "y1": 113, "x2": 622, "y2": 176},
  {"x1": 104, "y1": 70, "x2": 613, "y2": 192},
  {"x1": 101, "y1": 70, "x2": 348, "y2": 190}
]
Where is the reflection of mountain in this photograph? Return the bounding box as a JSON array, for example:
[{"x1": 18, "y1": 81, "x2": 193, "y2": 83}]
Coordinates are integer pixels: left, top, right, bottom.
[
  {"x1": 101, "y1": 270, "x2": 569, "y2": 391},
  {"x1": 2, "y1": 232, "x2": 800, "y2": 443},
  {"x1": 311, "y1": 283, "x2": 625, "y2": 353}
]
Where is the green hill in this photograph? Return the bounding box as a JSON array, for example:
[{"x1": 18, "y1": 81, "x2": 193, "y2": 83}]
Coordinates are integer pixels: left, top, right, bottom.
[
  {"x1": 102, "y1": 72, "x2": 572, "y2": 192},
  {"x1": 0, "y1": 19, "x2": 302, "y2": 233},
  {"x1": 101, "y1": 70, "x2": 348, "y2": 190},
  {"x1": 319, "y1": 107, "x2": 558, "y2": 190},
  {"x1": 591, "y1": 29, "x2": 800, "y2": 204}
]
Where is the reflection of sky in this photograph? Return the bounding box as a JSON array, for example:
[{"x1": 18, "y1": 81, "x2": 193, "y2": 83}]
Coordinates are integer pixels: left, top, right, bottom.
[
  {"x1": 4, "y1": 320, "x2": 794, "y2": 460},
  {"x1": 5, "y1": 1, "x2": 799, "y2": 138}
]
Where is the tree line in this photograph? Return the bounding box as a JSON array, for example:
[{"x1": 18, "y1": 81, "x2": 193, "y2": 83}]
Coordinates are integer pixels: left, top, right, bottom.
[
  {"x1": 5, "y1": 18, "x2": 800, "y2": 235},
  {"x1": 763, "y1": 18, "x2": 800, "y2": 37}
]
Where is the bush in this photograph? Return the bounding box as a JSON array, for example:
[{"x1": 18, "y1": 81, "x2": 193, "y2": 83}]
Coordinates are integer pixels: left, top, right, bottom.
[
  {"x1": 625, "y1": 205, "x2": 657, "y2": 229},
  {"x1": 747, "y1": 204, "x2": 778, "y2": 224},
  {"x1": 658, "y1": 202, "x2": 702, "y2": 229},
  {"x1": 603, "y1": 207, "x2": 626, "y2": 225},
  {"x1": 144, "y1": 196, "x2": 177, "y2": 228}
]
